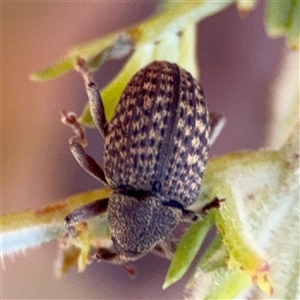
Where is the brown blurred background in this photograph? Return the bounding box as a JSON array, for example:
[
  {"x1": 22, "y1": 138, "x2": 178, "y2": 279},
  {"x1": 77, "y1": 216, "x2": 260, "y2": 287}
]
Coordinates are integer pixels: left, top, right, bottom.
[{"x1": 2, "y1": 2, "x2": 284, "y2": 299}]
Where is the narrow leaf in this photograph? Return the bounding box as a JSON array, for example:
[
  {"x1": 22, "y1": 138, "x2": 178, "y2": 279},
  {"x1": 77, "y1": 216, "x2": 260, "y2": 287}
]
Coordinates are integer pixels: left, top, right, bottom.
[
  {"x1": 31, "y1": 1, "x2": 234, "y2": 82},
  {"x1": 1, "y1": 188, "x2": 112, "y2": 257},
  {"x1": 265, "y1": 0, "x2": 299, "y2": 48},
  {"x1": 286, "y1": 0, "x2": 300, "y2": 48},
  {"x1": 30, "y1": 58, "x2": 74, "y2": 82},
  {"x1": 163, "y1": 214, "x2": 214, "y2": 289},
  {"x1": 204, "y1": 268, "x2": 252, "y2": 300},
  {"x1": 196, "y1": 233, "x2": 229, "y2": 273}
]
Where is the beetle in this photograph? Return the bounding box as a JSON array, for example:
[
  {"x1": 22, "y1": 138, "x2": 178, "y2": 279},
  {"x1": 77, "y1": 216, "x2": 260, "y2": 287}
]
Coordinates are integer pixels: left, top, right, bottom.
[{"x1": 62, "y1": 59, "x2": 225, "y2": 265}]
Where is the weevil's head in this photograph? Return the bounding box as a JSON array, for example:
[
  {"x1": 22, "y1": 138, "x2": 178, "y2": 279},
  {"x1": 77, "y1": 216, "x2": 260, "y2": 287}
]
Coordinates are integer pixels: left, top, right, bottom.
[{"x1": 107, "y1": 191, "x2": 182, "y2": 262}]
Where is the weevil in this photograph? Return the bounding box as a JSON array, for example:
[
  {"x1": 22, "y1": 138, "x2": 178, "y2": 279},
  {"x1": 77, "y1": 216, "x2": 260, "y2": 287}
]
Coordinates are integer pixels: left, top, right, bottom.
[{"x1": 62, "y1": 59, "x2": 225, "y2": 265}]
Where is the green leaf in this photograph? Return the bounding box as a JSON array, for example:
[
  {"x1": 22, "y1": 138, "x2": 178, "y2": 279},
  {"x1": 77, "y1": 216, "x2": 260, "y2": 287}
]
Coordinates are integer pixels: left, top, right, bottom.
[
  {"x1": 204, "y1": 268, "x2": 252, "y2": 300},
  {"x1": 64, "y1": 1, "x2": 236, "y2": 126},
  {"x1": 265, "y1": 0, "x2": 294, "y2": 34},
  {"x1": 1, "y1": 188, "x2": 112, "y2": 257},
  {"x1": 196, "y1": 234, "x2": 229, "y2": 273},
  {"x1": 31, "y1": 33, "x2": 131, "y2": 82},
  {"x1": 186, "y1": 234, "x2": 229, "y2": 293},
  {"x1": 31, "y1": 1, "x2": 234, "y2": 82},
  {"x1": 31, "y1": 1, "x2": 237, "y2": 127},
  {"x1": 163, "y1": 213, "x2": 214, "y2": 289},
  {"x1": 30, "y1": 58, "x2": 74, "y2": 82},
  {"x1": 186, "y1": 122, "x2": 300, "y2": 299},
  {"x1": 287, "y1": 0, "x2": 300, "y2": 48},
  {"x1": 265, "y1": 0, "x2": 300, "y2": 48}
]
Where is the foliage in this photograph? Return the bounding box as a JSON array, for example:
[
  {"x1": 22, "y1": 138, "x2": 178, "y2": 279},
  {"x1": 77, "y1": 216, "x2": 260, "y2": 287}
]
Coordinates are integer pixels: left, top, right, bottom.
[{"x1": 2, "y1": 1, "x2": 299, "y2": 299}]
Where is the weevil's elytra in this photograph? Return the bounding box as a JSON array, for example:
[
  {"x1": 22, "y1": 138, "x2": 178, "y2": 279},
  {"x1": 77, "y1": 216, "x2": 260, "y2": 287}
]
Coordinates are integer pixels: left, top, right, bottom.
[
  {"x1": 63, "y1": 60, "x2": 225, "y2": 265},
  {"x1": 105, "y1": 61, "x2": 209, "y2": 207}
]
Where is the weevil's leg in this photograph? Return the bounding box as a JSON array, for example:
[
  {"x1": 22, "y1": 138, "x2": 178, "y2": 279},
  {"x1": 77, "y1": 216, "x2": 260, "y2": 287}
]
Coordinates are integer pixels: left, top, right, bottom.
[
  {"x1": 94, "y1": 248, "x2": 136, "y2": 276},
  {"x1": 209, "y1": 112, "x2": 226, "y2": 147},
  {"x1": 152, "y1": 236, "x2": 178, "y2": 260},
  {"x1": 152, "y1": 244, "x2": 166, "y2": 258},
  {"x1": 159, "y1": 237, "x2": 177, "y2": 260},
  {"x1": 65, "y1": 198, "x2": 109, "y2": 236},
  {"x1": 180, "y1": 198, "x2": 225, "y2": 223},
  {"x1": 70, "y1": 140, "x2": 107, "y2": 184},
  {"x1": 162, "y1": 200, "x2": 198, "y2": 222},
  {"x1": 122, "y1": 262, "x2": 136, "y2": 277},
  {"x1": 61, "y1": 110, "x2": 108, "y2": 185},
  {"x1": 94, "y1": 247, "x2": 119, "y2": 261},
  {"x1": 200, "y1": 197, "x2": 225, "y2": 214},
  {"x1": 153, "y1": 238, "x2": 180, "y2": 260},
  {"x1": 180, "y1": 208, "x2": 199, "y2": 222},
  {"x1": 75, "y1": 58, "x2": 108, "y2": 138}
]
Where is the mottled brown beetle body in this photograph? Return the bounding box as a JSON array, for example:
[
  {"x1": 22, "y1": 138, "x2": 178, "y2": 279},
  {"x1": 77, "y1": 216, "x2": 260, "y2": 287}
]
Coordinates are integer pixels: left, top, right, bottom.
[
  {"x1": 63, "y1": 60, "x2": 224, "y2": 265},
  {"x1": 105, "y1": 61, "x2": 209, "y2": 205}
]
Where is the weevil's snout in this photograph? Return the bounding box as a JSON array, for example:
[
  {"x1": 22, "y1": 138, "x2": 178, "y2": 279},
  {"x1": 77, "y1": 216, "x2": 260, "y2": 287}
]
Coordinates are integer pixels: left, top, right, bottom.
[{"x1": 108, "y1": 192, "x2": 181, "y2": 261}]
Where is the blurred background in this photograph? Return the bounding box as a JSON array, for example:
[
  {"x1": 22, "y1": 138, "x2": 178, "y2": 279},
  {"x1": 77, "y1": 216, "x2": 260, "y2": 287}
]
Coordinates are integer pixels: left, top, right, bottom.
[{"x1": 2, "y1": 1, "x2": 285, "y2": 299}]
